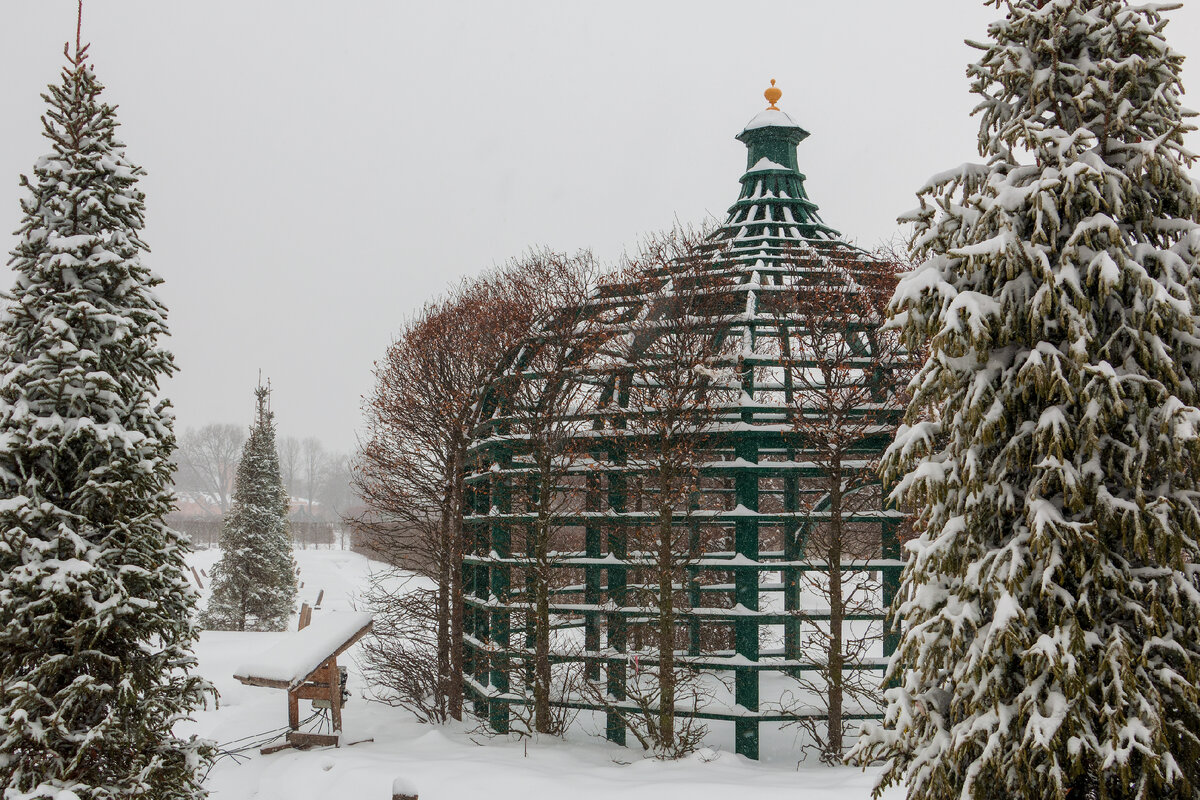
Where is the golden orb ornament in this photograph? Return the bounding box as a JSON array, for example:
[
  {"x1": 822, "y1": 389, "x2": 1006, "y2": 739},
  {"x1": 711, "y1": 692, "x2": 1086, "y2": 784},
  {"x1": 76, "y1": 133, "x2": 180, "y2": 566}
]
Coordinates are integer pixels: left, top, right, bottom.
[{"x1": 764, "y1": 79, "x2": 782, "y2": 110}]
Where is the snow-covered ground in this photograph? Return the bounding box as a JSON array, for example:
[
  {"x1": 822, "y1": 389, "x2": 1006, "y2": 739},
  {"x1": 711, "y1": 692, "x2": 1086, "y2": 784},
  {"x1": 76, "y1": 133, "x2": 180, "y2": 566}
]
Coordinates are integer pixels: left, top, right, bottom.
[{"x1": 183, "y1": 548, "x2": 900, "y2": 800}]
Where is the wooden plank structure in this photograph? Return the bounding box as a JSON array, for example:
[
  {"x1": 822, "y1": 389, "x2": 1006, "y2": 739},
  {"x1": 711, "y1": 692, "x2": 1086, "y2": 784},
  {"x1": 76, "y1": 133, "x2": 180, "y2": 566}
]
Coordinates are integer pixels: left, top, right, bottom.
[{"x1": 233, "y1": 606, "x2": 373, "y2": 751}]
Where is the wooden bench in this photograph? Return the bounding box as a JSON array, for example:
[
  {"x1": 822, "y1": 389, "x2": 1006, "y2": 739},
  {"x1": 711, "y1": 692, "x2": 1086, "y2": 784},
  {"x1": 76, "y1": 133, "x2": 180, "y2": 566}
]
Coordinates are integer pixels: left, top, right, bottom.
[{"x1": 233, "y1": 607, "x2": 373, "y2": 751}]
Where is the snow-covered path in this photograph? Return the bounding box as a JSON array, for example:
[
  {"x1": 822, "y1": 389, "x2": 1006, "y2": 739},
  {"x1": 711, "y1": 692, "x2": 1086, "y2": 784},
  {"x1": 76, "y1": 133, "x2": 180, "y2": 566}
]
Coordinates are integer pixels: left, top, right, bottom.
[{"x1": 184, "y1": 548, "x2": 900, "y2": 800}]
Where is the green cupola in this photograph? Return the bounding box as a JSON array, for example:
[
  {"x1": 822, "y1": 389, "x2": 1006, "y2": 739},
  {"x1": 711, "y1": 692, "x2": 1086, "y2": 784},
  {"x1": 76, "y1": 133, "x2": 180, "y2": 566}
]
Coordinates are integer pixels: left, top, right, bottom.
[{"x1": 720, "y1": 80, "x2": 838, "y2": 244}]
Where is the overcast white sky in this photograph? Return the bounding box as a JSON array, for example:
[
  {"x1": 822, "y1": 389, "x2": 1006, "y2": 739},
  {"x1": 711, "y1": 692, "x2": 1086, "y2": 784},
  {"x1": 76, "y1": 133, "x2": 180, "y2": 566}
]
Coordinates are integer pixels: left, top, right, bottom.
[{"x1": 2, "y1": 1, "x2": 1199, "y2": 453}]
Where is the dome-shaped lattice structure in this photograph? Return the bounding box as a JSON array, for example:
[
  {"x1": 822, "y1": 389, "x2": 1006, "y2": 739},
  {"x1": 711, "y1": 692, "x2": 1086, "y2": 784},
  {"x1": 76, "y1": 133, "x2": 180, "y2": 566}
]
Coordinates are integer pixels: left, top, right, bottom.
[{"x1": 461, "y1": 92, "x2": 906, "y2": 759}]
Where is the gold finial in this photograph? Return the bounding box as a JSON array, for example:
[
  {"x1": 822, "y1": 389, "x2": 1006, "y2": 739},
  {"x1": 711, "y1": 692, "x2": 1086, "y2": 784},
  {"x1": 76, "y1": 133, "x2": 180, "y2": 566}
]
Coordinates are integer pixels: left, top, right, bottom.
[{"x1": 764, "y1": 79, "x2": 782, "y2": 110}]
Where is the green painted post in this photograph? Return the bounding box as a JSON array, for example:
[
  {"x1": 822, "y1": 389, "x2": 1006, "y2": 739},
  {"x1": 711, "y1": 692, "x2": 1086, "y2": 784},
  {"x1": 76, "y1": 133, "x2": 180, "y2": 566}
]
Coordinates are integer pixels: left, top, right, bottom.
[
  {"x1": 606, "y1": 463, "x2": 628, "y2": 746},
  {"x1": 733, "y1": 367, "x2": 760, "y2": 760},
  {"x1": 524, "y1": 475, "x2": 537, "y2": 688},
  {"x1": 585, "y1": 471, "x2": 602, "y2": 682},
  {"x1": 606, "y1": 379, "x2": 629, "y2": 747},
  {"x1": 462, "y1": 481, "x2": 477, "y2": 671},
  {"x1": 472, "y1": 474, "x2": 492, "y2": 717},
  {"x1": 783, "y1": 472, "x2": 801, "y2": 665},
  {"x1": 881, "y1": 517, "x2": 901, "y2": 661},
  {"x1": 687, "y1": 490, "x2": 702, "y2": 657},
  {"x1": 462, "y1": 478, "x2": 478, "y2": 712},
  {"x1": 489, "y1": 448, "x2": 512, "y2": 734}
]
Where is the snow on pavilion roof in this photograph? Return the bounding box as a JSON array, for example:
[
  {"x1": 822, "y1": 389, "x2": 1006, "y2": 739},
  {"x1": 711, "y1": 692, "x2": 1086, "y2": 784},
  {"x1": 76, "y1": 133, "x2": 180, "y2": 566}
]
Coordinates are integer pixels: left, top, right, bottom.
[{"x1": 581, "y1": 95, "x2": 884, "y2": 326}]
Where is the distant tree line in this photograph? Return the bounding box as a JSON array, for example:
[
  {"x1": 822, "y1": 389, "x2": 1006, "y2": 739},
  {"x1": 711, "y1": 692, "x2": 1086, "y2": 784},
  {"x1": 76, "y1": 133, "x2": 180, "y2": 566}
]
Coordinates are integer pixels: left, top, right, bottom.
[
  {"x1": 176, "y1": 517, "x2": 336, "y2": 549},
  {"x1": 171, "y1": 423, "x2": 354, "y2": 527}
]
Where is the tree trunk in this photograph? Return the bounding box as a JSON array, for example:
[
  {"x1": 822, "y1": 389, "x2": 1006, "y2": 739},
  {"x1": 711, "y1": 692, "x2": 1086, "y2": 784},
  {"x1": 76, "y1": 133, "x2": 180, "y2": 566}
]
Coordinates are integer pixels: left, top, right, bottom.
[
  {"x1": 825, "y1": 467, "x2": 844, "y2": 762},
  {"x1": 436, "y1": 508, "x2": 452, "y2": 720},
  {"x1": 657, "y1": 498, "x2": 676, "y2": 753},
  {"x1": 533, "y1": 498, "x2": 553, "y2": 734},
  {"x1": 447, "y1": 446, "x2": 466, "y2": 721}
]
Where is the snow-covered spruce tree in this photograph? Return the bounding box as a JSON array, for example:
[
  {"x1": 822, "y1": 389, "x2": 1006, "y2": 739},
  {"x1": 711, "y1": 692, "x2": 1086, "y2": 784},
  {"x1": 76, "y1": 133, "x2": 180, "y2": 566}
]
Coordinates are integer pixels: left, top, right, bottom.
[
  {"x1": 851, "y1": 2, "x2": 1200, "y2": 798},
  {"x1": 201, "y1": 384, "x2": 297, "y2": 632},
  {"x1": 0, "y1": 41, "x2": 213, "y2": 800}
]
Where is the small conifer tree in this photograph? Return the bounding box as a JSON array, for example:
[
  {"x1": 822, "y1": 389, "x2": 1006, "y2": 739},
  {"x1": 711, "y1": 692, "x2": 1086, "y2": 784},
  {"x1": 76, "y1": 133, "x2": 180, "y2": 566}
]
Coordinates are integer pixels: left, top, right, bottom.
[
  {"x1": 202, "y1": 383, "x2": 298, "y2": 631},
  {"x1": 0, "y1": 31, "x2": 213, "y2": 800},
  {"x1": 853, "y1": 2, "x2": 1200, "y2": 798}
]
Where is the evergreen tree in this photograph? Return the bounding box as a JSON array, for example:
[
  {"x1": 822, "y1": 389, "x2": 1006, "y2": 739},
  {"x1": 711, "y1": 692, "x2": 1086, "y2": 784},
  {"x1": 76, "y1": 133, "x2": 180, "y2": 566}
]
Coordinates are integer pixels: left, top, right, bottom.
[
  {"x1": 0, "y1": 39, "x2": 213, "y2": 800},
  {"x1": 201, "y1": 384, "x2": 297, "y2": 632},
  {"x1": 853, "y1": 2, "x2": 1200, "y2": 798}
]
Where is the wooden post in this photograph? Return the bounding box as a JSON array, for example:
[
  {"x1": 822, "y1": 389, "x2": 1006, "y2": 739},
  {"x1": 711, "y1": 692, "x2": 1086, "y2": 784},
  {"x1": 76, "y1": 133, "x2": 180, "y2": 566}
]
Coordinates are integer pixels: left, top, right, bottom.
[
  {"x1": 328, "y1": 657, "x2": 343, "y2": 736},
  {"x1": 190, "y1": 566, "x2": 204, "y2": 589},
  {"x1": 287, "y1": 688, "x2": 299, "y2": 731},
  {"x1": 299, "y1": 603, "x2": 313, "y2": 630},
  {"x1": 315, "y1": 589, "x2": 325, "y2": 608}
]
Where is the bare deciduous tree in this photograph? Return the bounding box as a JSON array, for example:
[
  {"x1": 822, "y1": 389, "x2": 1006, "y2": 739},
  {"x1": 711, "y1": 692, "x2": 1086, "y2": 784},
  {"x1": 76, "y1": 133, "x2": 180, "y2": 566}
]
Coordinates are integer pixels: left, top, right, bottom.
[
  {"x1": 354, "y1": 251, "x2": 589, "y2": 722},
  {"x1": 177, "y1": 423, "x2": 246, "y2": 516},
  {"x1": 491, "y1": 250, "x2": 601, "y2": 735},
  {"x1": 357, "y1": 578, "x2": 447, "y2": 723},
  {"x1": 776, "y1": 246, "x2": 911, "y2": 763},
  {"x1": 278, "y1": 435, "x2": 301, "y2": 498},
  {"x1": 301, "y1": 437, "x2": 327, "y2": 519},
  {"x1": 316, "y1": 452, "x2": 354, "y2": 521},
  {"x1": 610, "y1": 230, "x2": 738, "y2": 757}
]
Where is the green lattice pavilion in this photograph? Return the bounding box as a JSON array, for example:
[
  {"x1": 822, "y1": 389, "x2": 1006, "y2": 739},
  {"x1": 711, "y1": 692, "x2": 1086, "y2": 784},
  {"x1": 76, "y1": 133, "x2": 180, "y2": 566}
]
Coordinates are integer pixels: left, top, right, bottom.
[{"x1": 461, "y1": 83, "x2": 906, "y2": 759}]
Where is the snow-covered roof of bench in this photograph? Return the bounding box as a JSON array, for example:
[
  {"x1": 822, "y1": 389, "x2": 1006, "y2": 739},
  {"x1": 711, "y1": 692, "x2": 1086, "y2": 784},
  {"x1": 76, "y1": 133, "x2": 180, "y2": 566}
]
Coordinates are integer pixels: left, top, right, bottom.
[{"x1": 233, "y1": 611, "x2": 373, "y2": 690}]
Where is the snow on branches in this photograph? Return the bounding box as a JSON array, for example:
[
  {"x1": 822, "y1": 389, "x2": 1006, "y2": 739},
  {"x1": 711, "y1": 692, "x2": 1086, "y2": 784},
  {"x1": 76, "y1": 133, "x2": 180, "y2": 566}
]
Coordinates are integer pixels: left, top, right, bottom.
[
  {"x1": 852, "y1": 2, "x2": 1200, "y2": 799},
  {"x1": 0, "y1": 45, "x2": 213, "y2": 800},
  {"x1": 202, "y1": 384, "x2": 298, "y2": 632}
]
